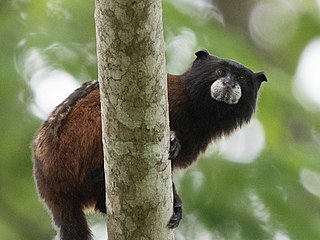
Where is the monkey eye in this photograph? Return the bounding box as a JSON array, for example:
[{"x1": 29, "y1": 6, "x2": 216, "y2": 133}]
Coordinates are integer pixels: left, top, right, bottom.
[
  {"x1": 237, "y1": 75, "x2": 245, "y2": 81},
  {"x1": 216, "y1": 68, "x2": 226, "y2": 77}
]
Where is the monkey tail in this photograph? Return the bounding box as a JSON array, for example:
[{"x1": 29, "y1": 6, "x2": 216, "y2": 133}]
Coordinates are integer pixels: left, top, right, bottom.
[{"x1": 48, "y1": 196, "x2": 93, "y2": 240}]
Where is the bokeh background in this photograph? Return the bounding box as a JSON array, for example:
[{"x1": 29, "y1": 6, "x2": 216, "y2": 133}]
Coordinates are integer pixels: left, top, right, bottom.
[{"x1": 1, "y1": 0, "x2": 320, "y2": 239}]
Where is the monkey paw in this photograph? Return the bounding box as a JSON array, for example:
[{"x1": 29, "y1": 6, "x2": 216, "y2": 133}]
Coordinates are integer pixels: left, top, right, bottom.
[
  {"x1": 167, "y1": 205, "x2": 182, "y2": 228},
  {"x1": 169, "y1": 131, "x2": 181, "y2": 160}
]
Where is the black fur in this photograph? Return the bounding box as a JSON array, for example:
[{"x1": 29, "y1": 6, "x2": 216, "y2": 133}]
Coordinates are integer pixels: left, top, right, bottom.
[{"x1": 169, "y1": 53, "x2": 266, "y2": 169}]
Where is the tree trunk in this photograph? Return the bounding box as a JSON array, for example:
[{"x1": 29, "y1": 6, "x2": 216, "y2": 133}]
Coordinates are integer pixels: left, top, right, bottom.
[{"x1": 95, "y1": 0, "x2": 174, "y2": 239}]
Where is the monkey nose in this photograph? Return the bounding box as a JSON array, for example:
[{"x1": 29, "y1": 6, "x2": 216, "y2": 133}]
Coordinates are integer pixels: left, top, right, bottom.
[{"x1": 222, "y1": 80, "x2": 237, "y2": 89}]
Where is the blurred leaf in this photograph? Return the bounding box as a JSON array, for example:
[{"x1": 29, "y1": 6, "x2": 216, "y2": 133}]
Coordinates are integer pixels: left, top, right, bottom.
[{"x1": 2, "y1": 0, "x2": 320, "y2": 239}]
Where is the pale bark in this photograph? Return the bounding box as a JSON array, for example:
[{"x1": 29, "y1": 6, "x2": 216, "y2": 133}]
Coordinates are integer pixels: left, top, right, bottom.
[{"x1": 95, "y1": 0, "x2": 174, "y2": 239}]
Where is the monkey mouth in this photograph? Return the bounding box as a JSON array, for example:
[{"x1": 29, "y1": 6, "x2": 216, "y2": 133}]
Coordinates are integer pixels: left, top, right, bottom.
[
  {"x1": 212, "y1": 90, "x2": 238, "y2": 104},
  {"x1": 210, "y1": 81, "x2": 242, "y2": 105}
]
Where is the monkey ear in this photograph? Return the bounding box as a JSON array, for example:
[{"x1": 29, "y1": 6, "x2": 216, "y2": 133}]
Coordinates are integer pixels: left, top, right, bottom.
[
  {"x1": 255, "y1": 72, "x2": 267, "y2": 83},
  {"x1": 195, "y1": 49, "x2": 210, "y2": 60}
]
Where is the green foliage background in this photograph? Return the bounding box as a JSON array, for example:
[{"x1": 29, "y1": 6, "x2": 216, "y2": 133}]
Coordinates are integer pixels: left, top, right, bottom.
[{"x1": 1, "y1": 0, "x2": 320, "y2": 239}]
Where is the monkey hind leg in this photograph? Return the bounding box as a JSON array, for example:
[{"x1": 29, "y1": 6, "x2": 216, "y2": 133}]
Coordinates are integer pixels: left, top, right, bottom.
[
  {"x1": 95, "y1": 191, "x2": 106, "y2": 214},
  {"x1": 48, "y1": 199, "x2": 92, "y2": 240},
  {"x1": 85, "y1": 167, "x2": 106, "y2": 214}
]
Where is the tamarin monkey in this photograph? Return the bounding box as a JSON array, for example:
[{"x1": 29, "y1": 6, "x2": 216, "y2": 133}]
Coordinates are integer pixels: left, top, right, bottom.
[{"x1": 32, "y1": 49, "x2": 267, "y2": 240}]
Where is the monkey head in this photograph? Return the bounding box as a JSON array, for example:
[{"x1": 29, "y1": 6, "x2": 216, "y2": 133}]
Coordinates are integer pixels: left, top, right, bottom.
[{"x1": 184, "y1": 49, "x2": 267, "y2": 114}]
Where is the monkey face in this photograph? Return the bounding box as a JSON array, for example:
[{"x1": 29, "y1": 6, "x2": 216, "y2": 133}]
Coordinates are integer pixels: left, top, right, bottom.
[{"x1": 187, "y1": 49, "x2": 267, "y2": 108}]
